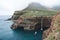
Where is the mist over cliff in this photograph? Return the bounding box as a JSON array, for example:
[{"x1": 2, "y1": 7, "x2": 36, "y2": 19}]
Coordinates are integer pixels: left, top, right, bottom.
[{"x1": 24, "y1": 2, "x2": 47, "y2": 10}]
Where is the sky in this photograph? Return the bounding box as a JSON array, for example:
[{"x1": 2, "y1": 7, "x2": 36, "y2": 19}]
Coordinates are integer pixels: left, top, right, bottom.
[{"x1": 0, "y1": 0, "x2": 60, "y2": 15}]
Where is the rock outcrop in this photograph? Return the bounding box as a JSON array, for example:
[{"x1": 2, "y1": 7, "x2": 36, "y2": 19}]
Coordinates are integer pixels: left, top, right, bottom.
[
  {"x1": 11, "y1": 16, "x2": 52, "y2": 30},
  {"x1": 43, "y1": 12, "x2": 60, "y2": 40},
  {"x1": 10, "y1": 2, "x2": 59, "y2": 40}
]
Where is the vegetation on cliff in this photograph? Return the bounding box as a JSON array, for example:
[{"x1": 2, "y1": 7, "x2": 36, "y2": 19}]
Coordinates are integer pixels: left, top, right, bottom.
[
  {"x1": 11, "y1": 2, "x2": 60, "y2": 40},
  {"x1": 12, "y1": 10, "x2": 57, "y2": 20},
  {"x1": 11, "y1": 2, "x2": 57, "y2": 20}
]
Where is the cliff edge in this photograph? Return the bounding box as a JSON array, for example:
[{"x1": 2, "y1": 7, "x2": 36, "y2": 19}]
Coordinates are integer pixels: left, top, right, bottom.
[
  {"x1": 10, "y1": 2, "x2": 60, "y2": 40},
  {"x1": 43, "y1": 13, "x2": 60, "y2": 40}
]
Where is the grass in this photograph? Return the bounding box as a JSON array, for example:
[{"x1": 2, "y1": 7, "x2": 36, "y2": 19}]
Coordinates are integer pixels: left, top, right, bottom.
[{"x1": 14, "y1": 10, "x2": 58, "y2": 19}]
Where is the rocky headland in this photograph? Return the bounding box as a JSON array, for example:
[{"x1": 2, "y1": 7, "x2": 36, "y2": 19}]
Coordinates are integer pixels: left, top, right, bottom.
[{"x1": 10, "y1": 2, "x2": 60, "y2": 40}]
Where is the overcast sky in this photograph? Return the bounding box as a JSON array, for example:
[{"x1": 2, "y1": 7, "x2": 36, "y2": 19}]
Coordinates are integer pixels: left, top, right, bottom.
[{"x1": 0, "y1": 0, "x2": 60, "y2": 15}]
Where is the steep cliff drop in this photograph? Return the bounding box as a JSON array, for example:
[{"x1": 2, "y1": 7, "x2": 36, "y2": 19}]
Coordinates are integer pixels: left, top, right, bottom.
[
  {"x1": 9, "y1": 2, "x2": 58, "y2": 40},
  {"x1": 43, "y1": 12, "x2": 60, "y2": 40}
]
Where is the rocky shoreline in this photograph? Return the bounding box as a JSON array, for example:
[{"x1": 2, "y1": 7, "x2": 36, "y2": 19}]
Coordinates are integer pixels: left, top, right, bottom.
[
  {"x1": 10, "y1": 10, "x2": 58, "y2": 40},
  {"x1": 9, "y1": 2, "x2": 60, "y2": 40}
]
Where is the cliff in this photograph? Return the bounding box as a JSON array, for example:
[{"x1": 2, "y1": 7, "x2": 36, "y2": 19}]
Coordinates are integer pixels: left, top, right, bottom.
[
  {"x1": 43, "y1": 13, "x2": 60, "y2": 40},
  {"x1": 10, "y1": 2, "x2": 60, "y2": 40},
  {"x1": 11, "y1": 2, "x2": 57, "y2": 20}
]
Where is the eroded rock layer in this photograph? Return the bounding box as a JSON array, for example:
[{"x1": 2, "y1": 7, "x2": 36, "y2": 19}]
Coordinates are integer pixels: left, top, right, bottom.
[
  {"x1": 43, "y1": 13, "x2": 60, "y2": 40},
  {"x1": 11, "y1": 16, "x2": 52, "y2": 30}
]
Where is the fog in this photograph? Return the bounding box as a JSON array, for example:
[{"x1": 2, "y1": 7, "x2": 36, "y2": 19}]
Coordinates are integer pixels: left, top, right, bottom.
[{"x1": 0, "y1": 0, "x2": 60, "y2": 15}]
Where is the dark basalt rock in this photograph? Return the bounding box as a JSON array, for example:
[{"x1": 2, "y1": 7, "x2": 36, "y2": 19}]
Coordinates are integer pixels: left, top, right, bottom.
[{"x1": 11, "y1": 16, "x2": 52, "y2": 31}]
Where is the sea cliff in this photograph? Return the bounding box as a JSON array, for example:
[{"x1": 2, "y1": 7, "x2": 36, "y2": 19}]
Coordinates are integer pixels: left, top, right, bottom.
[
  {"x1": 10, "y1": 2, "x2": 60, "y2": 40},
  {"x1": 10, "y1": 10, "x2": 58, "y2": 40},
  {"x1": 43, "y1": 13, "x2": 60, "y2": 40}
]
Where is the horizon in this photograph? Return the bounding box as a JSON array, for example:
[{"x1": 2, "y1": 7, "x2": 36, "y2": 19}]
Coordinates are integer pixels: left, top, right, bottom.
[{"x1": 0, "y1": 0, "x2": 60, "y2": 15}]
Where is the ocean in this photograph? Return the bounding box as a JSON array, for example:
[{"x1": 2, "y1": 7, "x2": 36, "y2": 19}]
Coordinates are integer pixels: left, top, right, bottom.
[{"x1": 0, "y1": 15, "x2": 43, "y2": 40}]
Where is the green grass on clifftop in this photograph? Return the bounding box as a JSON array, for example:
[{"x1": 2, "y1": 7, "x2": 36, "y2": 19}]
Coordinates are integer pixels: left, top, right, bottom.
[{"x1": 13, "y1": 10, "x2": 58, "y2": 19}]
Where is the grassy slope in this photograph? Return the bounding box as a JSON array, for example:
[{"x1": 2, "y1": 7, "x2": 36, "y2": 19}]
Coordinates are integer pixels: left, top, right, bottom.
[{"x1": 13, "y1": 10, "x2": 58, "y2": 19}]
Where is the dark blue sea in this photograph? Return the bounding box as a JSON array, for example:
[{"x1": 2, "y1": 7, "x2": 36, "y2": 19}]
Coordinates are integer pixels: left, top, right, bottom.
[{"x1": 0, "y1": 15, "x2": 43, "y2": 40}]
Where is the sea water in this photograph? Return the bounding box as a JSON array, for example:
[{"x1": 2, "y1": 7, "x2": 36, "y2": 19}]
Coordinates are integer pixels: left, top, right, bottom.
[{"x1": 0, "y1": 15, "x2": 43, "y2": 40}]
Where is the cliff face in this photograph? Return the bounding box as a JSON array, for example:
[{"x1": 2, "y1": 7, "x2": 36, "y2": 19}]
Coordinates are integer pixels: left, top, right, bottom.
[
  {"x1": 11, "y1": 11, "x2": 60, "y2": 40},
  {"x1": 11, "y1": 16, "x2": 52, "y2": 30},
  {"x1": 11, "y1": 10, "x2": 58, "y2": 39},
  {"x1": 43, "y1": 13, "x2": 60, "y2": 40},
  {"x1": 10, "y1": 2, "x2": 59, "y2": 40}
]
